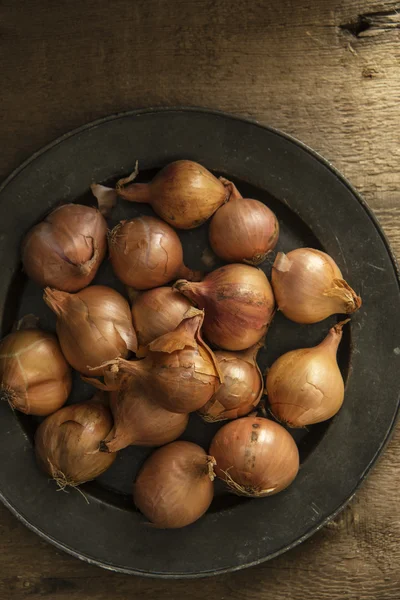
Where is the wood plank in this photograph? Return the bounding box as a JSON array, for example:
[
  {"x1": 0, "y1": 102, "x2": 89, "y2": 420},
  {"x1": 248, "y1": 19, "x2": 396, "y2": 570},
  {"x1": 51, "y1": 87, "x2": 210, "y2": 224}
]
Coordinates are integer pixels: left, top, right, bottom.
[{"x1": 0, "y1": 0, "x2": 399, "y2": 598}]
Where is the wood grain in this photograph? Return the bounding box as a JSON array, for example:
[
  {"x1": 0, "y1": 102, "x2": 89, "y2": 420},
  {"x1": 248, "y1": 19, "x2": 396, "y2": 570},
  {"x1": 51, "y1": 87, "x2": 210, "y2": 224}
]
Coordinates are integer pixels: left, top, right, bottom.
[{"x1": 0, "y1": 0, "x2": 399, "y2": 598}]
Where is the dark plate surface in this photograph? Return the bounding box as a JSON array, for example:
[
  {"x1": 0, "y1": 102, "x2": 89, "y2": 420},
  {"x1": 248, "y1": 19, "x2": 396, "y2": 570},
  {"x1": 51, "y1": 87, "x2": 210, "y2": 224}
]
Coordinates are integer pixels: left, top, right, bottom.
[{"x1": 0, "y1": 108, "x2": 399, "y2": 578}]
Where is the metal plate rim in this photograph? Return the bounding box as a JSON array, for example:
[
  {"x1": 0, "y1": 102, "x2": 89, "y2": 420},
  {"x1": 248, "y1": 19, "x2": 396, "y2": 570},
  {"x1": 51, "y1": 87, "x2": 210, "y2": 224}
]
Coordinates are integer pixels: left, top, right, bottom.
[{"x1": 0, "y1": 106, "x2": 399, "y2": 578}]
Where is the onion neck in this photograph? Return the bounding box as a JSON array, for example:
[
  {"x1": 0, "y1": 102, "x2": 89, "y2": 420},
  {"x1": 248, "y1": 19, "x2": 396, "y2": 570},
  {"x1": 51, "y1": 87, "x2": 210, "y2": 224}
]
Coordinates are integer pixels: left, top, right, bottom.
[
  {"x1": 174, "y1": 280, "x2": 203, "y2": 305},
  {"x1": 219, "y1": 177, "x2": 243, "y2": 203},
  {"x1": 115, "y1": 358, "x2": 150, "y2": 384},
  {"x1": 81, "y1": 375, "x2": 119, "y2": 392},
  {"x1": 329, "y1": 279, "x2": 362, "y2": 314},
  {"x1": 99, "y1": 427, "x2": 122, "y2": 453},
  {"x1": 85, "y1": 359, "x2": 146, "y2": 390},
  {"x1": 117, "y1": 182, "x2": 151, "y2": 204},
  {"x1": 176, "y1": 264, "x2": 203, "y2": 282},
  {"x1": 149, "y1": 311, "x2": 202, "y2": 353},
  {"x1": 77, "y1": 238, "x2": 98, "y2": 275},
  {"x1": 43, "y1": 288, "x2": 68, "y2": 317},
  {"x1": 206, "y1": 456, "x2": 216, "y2": 481},
  {"x1": 241, "y1": 340, "x2": 264, "y2": 363},
  {"x1": 318, "y1": 319, "x2": 349, "y2": 356},
  {"x1": 192, "y1": 456, "x2": 216, "y2": 480}
]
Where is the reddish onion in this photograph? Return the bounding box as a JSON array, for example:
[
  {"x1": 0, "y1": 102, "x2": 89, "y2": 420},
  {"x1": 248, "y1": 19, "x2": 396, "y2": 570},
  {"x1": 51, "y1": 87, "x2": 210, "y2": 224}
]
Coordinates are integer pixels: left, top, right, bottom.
[
  {"x1": 0, "y1": 317, "x2": 71, "y2": 416},
  {"x1": 116, "y1": 160, "x2": 230, "y2": 229},
  {"x1": 86, "y1": 373, "x2": 188, "y2": 452},
  {"x1": 266, "y1": 320, "x2": 348, "y2": 427},
  {"x1": 209, "y1": 180, "x2": 279, "y2": 265},
  {"x1": 271, "y1": 248, "x2": 361, "y2": 324},
  {"x1": 35, "y1": 397, "x2": 116, "y2": 488},
  {"x1": 199, "y1": 342, "x2": 264, "y2": 422},
  {"x1": 133, "y1": 441, "x2": 216, "y2": 528},
  {"x1": 210, "y1": 416, "x2": 299, "y2": 497},
  {"x1": 44, "y1": 285, "x2": 137, "y2": 376},
  {"x1": 97, "y1": 309, "x2": 222, "y2": 413},
  {"x1": 21, "y1": 204, "x2": 108, "y2": 292},
  {"x1": 175, "y1": 264, "x2": 275, "y2": 351},
  {"x1": 131, "y1": 286, "x2": 193, "y2": 356},
  {"x1": 108, "y1": 216, "x2": 202, "y2": 289}
]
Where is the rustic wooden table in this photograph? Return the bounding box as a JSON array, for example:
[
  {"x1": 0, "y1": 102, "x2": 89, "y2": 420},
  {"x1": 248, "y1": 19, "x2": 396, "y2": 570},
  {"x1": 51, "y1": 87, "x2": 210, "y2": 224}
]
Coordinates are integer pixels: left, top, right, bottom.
[{"x1": 0, "y1": 1, "x2": 399, "y2": 598}]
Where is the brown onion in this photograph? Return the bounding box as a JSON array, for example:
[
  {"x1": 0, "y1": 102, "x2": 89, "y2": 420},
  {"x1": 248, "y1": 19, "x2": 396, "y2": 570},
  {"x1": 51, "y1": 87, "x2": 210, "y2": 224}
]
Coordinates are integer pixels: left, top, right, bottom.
[
  {"x1": 210, "y1": 416, "x2": 299, "y2": 497},
  {"x1": 86, "y1": 373, "x2": 188, "y2": 452},
  {"x1": 35, "y1": 397, "x2": 116, "y2": 488},
  {"x1": 209, "y1": 180, "x2": 279, "y2": 265},
  {"x1": 131, "y1": 286, "x2": 193, "y2": 356},
  {"x1": 271, "y1": 248, "x2": 361, "y2": 324},
  {"x1": 199, "y1": 342, "x2": 264, "y2": 421},
  {"x1": 117, "y1": 160, "x2": 230, "y2": 229},
  {"x1": 133, "y1": 441, "x2": 215, "y2": 528},
  {"x1": 0, "y1": 317, "x2": 71, "y2": 416},
  {"x1": 175, "y1": 264, "x2": 275, "y2": 351},
  {"x1": 98, "y1": 309, "x2": 222, "y2": 413},
  {"x1": 109, "y1": 216, "x2": 202, "y2": 289},
  {"x1": 266, "y1": 320, "x2": 348, "y2": 427},
  {"x1": 44, "y1": 285, "x2": 137, "y2": 376},
  {"x1": 21, "y1": 204, "x2": 108, "y2": 292}
]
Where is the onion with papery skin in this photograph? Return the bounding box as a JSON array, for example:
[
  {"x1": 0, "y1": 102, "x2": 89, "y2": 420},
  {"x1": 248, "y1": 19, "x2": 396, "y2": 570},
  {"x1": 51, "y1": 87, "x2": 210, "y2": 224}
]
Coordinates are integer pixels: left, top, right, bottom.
[
  {"x1": 21, "y1": 204, "x2": 108, "y2": 292},
  {"x1": 199, "y1": 342, "x2": 264, "y2": 422},
  {"x1": 175, "y1": 264, "x2": 275, "y2": 351},
  {"x1": 35, "y1": 397, "x2": 116, "y2": 488},
  {"x1": 266, "y1": 320, "x2": 348, "y2": 427},
  {"x1": 44, "y1": 285, "x2": 137, "y2": 376},
  {"x1": 0, "y1": 317, "x2": 71, "y2": 416},
  {"x1": 97, "y1": 308, "x2": 222, "y2": 413},
  {"x1": 109, "y1": 216, "x2": 202, "y2": 290},
  {"x1": 209, "y1": 179, "x2": 279, "y2": 265},
  {"x1": 105, "y1": 386, "x2": 188, "y2": 452},
  {"x1": 117, "y1": 160, "x2": 230, "y2": 229},
  {"x1": 133, "y1": 441, "x2": 216, "y2": 528},
  {"x1": 271, "y1": 248, "x2": 361, "y2": 324},
  {"x1": 210, "y1": 416, "x2": 299, "y2": 497},
  {"x1": 85, "y1": 373, "x2": 188, "y2": 452},
  {"x1": 131, "y1": 286, "x2": 193, "y2": 356}
]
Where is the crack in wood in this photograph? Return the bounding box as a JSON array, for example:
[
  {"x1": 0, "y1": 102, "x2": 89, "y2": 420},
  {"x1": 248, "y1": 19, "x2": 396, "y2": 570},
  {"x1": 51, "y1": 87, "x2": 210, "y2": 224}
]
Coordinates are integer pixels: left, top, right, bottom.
[{"x1": 340, "y1": 9, "x2": 400, "y2": 38}]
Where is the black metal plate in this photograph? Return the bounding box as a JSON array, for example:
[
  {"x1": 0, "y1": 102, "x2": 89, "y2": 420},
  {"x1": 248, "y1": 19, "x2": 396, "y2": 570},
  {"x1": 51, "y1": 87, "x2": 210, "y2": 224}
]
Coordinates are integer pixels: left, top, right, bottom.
[{"x1": 0, "y1": 108, "x2": 399, "y2": 578}]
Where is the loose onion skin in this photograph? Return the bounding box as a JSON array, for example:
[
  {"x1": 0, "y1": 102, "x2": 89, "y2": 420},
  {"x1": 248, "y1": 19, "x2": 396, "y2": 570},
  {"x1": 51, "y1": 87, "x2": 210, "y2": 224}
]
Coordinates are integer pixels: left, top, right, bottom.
[
  {"x1": 117, "y1": 160, "x2": 230, "y2": 229},
  {"x1": 109, "y1": 216, "x2": 202, "y2": 290},
  {"x1": 271, "y1": 248, "x2": 361, "y2": 324},
  {"x1": 21, "y1": 204, "x2": 108, "y2": 292},
  {"x1": 199, "y1": 342, "x2": 264, "y2": 422},
  {"x1": 35, "y1": 397, "x2": 116, "y2": 487},
  {"x1": 90, "y1": 184, "x2": 117, "y2": 217},
  {"x1": 210, "y1": 416, "x2": 299, "y2": 497},
  {"x1": 86, "y1": 373, "x2": 189, "y2": 452},
  {"x1": 131, "y1": 287, "x2": 192, "y2": 356},
  {"x1": 43, "y1": 285, "x2": 137, "y2": 376},
  {"x1": 133, "y1": 441, "x2": 216, "y2": 528},
  {"x1": 266, "y1": 320, "x2": 348, "y2": 427},
  {"x1": 209, "y1": 180, "x2": 279, "y2": 265},
  {"x1": 0, "y1": 325, "x2": 71, "y2": 416},
  {"x1": 175, "y1": 264, "x2": 275, "y2": 351},
  {"x1": 97, "y1": 309, "x2": 222, "y2": 414}
]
